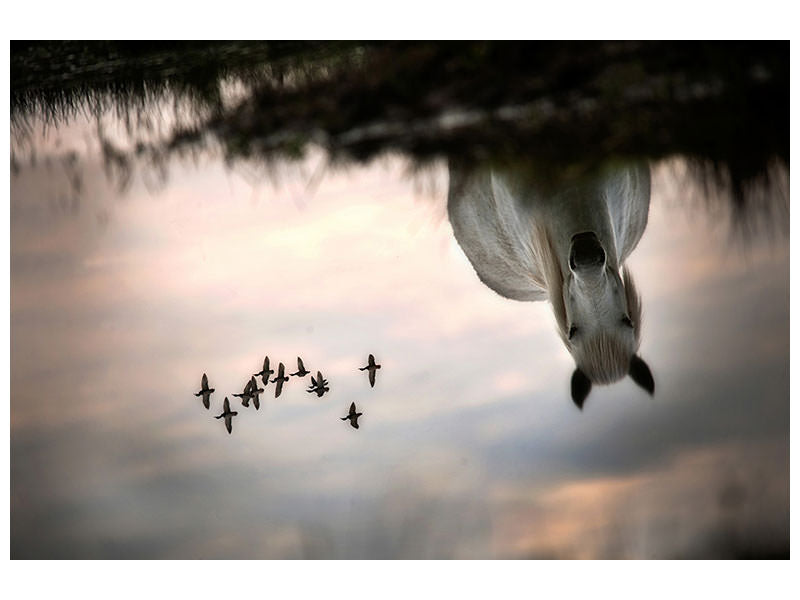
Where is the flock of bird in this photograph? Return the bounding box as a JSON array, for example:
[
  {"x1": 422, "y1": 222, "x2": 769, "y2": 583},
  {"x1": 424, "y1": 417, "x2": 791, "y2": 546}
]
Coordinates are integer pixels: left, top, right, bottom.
[{"x1": 194, "y1": 354, "x2": 381, "y2": 434}]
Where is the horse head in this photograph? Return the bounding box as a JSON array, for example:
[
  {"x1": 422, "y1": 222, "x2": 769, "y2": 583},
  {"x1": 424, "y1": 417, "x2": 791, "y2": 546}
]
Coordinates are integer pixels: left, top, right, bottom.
[
  {"x1": 561, "y1": 252, "x2": 654, "y2": 408},
  {"x1": 448, "y1": 162, "x2": 654, "y2": 409}
]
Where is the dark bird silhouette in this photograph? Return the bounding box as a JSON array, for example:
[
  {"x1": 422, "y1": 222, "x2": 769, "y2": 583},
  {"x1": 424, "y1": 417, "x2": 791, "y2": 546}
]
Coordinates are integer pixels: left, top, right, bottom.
[
  {"x1": 340, "y1": 402, "x2": 363, "y2": 429},
  {"x1": 249, "y1": 375, "x2": 265, "y2": 410},
  {"x1": 271, "y1": 362, "x2": 289, "y2": 398},
  {"x1": 306, "y1": 370, "x2": 329, "y2": 397},
  {"x1": 215, "y1": 397, "x2": 238, "y2": 434},
  {"x1": 233, "y1": 377, "x2": 255, "y2": 407},
  {"x1": 254, "y1": 355, "x2": 275, "y2": 386},
  {"x1": 359, "y1": 354, "x2": 381, "y2": 387},
  {"x1": 290, "y1": 356, "x2": 310, "y2": 378},
  {"x1": 194, "y1": 373, "x2": 215, "y2": 409}
]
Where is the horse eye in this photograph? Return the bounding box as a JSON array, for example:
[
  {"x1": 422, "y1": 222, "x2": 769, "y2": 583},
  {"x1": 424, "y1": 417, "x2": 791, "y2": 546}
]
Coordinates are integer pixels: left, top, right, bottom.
[
  {"x1": 568, "y1": 325, "x2": 578, "y2": 340},
  {"x1": 621, "y1": 316, "x2": 634, "y2": 328}
]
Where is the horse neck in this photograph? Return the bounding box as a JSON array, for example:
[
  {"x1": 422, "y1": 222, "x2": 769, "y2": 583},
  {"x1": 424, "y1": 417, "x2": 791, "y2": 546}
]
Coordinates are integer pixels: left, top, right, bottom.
[
  {"x1": 446, "y1": 164, "x2": 649, "y2": 302},
  {"x1": 529, "y1": 165, "x2": 650, "y2": 276},
  {"x1": 535, "y1": 187, "x2": 620, "y2": 273}
]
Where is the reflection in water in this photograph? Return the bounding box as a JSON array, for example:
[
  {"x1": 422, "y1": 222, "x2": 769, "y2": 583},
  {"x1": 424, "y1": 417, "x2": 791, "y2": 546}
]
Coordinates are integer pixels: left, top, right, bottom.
[
  {"x1": 448, "y1": 163, "x2": 654, "y2": 408},
  {"x1": 10, "y1": 154, "x2": 788, "y2": 558},
  {"x1": 11, "y1": 41, "x2": 788, "y2": 233},
  {"x1": 10, "y1": 42, "x2": 788, "y2": 560}
]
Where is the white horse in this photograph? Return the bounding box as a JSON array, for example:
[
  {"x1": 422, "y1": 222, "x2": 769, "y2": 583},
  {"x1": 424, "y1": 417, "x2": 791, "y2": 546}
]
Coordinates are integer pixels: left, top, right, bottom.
[{"x1": 447, "y1": 162, "x2": 654, "y2": 408}]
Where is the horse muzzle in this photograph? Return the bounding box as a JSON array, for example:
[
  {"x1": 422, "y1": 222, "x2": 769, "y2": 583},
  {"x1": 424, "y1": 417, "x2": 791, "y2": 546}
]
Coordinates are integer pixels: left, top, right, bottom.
[{"x1": 569, "y1": 232, "x2": 606, "y2": 272}]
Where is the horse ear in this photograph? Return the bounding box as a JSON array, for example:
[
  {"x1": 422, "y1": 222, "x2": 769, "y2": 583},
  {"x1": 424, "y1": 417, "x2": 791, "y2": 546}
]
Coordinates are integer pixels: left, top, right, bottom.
[
  {"x1": 629, "y1": 354, "x2": 654, "y2": 395},
  {"x1": 571, "y1": 369, "x2": 592, "y2": 410}
]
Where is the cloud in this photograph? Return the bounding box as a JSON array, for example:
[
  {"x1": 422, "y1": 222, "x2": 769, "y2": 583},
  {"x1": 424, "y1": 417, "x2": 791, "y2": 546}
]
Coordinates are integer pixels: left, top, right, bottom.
[{"x1": 490, "y1": 439, "x2": 788, "y2": 559}]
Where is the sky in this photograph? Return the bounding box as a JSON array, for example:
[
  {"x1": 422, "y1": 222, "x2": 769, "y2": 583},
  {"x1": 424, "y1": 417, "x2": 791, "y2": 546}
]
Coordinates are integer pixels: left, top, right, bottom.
[{"x1": 9, "y1": 138, "x2": 789, "y2": 558}]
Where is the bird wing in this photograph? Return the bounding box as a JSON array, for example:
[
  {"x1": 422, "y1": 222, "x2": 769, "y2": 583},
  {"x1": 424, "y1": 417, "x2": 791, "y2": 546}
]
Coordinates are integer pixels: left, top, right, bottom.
[
  {"x1": 203, "y1": 394, "x2": 210, "y2": 409},
  {"x1": 225, "y1": 415, "x2": 232, "y2": 434},
  {"x1": 275, "y1": 378, "x2": 284, "y2": 397},
  {"x1": 263, "y1": 356, "x2": 270, "y2": 372},
  {"x1": 349, "y1": 402, "x2": 356, "y2": 415},
  {"x1": 223, "y1": 397, "x2": 230, "y2": 412},
  {"x1": 297, "y1": 357, "x2": 305, "y2": 371},
  {"x1": 202, "y1": 373, "x2": 209, "y2": 390},
  {"x1": 369, "y1": 369, "x2": 376, "y2": 387},
  {"x1": 369, "y1": 354, "x2": 375, "y2": 366}
]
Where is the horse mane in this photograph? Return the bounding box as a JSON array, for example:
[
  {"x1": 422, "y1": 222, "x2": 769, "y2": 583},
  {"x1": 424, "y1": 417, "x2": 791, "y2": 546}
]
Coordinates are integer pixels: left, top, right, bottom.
[
  {"x1": 528, "y1": 221, "x2": 567, "y2": 337},
  {"x1": 622, "y1": 265, "x2": 642, "y2": 345}
]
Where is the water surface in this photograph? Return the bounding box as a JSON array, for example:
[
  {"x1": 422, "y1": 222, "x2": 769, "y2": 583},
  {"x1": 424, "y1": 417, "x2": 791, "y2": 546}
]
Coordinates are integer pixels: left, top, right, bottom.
[{"x1": 10, "y1": 130, "x2": 788, "y2": 558}]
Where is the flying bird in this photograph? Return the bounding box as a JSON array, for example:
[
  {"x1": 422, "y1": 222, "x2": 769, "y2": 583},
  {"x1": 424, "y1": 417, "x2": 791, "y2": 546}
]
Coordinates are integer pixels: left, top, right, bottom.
[
  {"x1": 194, "y1": 373, "x2": 215, "y2": 409},
  {"x1": 340, "y1": 402, "x2": 363, "y2": 429},
  {"x1": 249, "y1": 375, "x2": 265, "y2": 410},
  {"x1": 290, "y1": 357, "x2": 310, "y2": 378},
  {"x1": 254, "y1": 355, "x2": 275, "y2": 386},
  {"x1": 271, "y1": 362, "x2": 289, "y2": 398},
  {"x1": 215, "y1": 397, "x2": 238, "y2": 434},
  {"x1": 359, "y1": 354, "x2": 381, "y2": 387},
  {"x1": 233, "y1": 377, "x2": 255, "y2": 407},
  {"x1": 306, "y1": 370, "x2": 329, "y2": 397}
]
